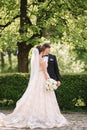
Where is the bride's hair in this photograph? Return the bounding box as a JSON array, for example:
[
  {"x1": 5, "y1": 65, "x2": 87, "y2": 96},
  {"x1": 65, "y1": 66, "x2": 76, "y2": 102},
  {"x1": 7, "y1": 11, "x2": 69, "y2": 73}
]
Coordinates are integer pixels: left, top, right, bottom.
[{"x1": 36, "y1": 45, "x2": 45, "y2": 54}]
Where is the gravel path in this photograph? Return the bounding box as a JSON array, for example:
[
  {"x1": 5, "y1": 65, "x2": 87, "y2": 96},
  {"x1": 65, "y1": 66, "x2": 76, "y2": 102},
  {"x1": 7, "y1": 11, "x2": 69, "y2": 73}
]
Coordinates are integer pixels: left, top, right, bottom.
[{"x1": 0, "y1": 110, "x2": 87, "y2": 130}]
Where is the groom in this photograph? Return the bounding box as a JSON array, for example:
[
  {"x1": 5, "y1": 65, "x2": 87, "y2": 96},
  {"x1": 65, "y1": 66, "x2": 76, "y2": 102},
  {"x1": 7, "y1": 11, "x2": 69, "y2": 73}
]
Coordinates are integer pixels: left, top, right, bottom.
[{"x1": 43, "y1": 43, "x2": 61, "y2": 88}]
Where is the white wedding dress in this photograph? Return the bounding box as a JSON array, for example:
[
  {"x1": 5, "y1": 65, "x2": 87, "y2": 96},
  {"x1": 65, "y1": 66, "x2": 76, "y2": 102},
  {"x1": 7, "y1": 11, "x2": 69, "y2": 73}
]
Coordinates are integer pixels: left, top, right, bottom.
[{"x1": 0, "y1": 48, "x2": 68, "y2": 129}]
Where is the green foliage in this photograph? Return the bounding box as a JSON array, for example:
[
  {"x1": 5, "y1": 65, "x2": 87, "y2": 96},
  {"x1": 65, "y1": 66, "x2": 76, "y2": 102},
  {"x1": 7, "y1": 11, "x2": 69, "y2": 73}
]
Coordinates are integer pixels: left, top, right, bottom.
[
  {"x1": 0, "y1": 53, "x2": 18, "y2": 73},
  {"x1": 51, "y1": 43, "x2": 85, "y2": 73},
  {"x1": 0, "y1": 0, "x2": 87, "y2": 49},
  {"x1": 0, "y1": 0, "x2": 19, "y2": 52},
  {"x1": 0, "y1": 73, "x2": 87, "y2": 110},
  {"x1": 0, "y1": 43, "x2": 86, "y2": 74},
  {"x1": 0, "y1": 73, "x2": 29, "y2": 107},
  {"x1": 0, "y1": 0, "x2": 87, "y2": 73},
  {"x1": 0, "y1": 99, "x2": 14, "y2": 107},
  {"x1": 56, "y1": 74, "x2": 87, "y2": 110}
]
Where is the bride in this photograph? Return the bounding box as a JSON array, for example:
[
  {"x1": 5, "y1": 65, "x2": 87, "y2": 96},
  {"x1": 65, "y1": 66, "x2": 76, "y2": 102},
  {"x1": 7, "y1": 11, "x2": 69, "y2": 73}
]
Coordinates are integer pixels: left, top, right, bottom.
[{"x1": 0, "y1": 45, "x2": 68, "y2": 129}]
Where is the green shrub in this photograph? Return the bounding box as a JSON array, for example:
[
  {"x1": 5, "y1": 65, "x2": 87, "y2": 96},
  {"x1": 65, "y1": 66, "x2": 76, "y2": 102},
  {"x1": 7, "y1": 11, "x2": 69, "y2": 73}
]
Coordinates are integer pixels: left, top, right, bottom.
[
  {"x1": 56, "y1": 74, "x2": 87, "y2": 110},
  {"x1": 0, "y1": 73, "x2": 87, "y2": 110},
  {"x1": 0, "y1": 73, "x2": 29, "y2": 107}
]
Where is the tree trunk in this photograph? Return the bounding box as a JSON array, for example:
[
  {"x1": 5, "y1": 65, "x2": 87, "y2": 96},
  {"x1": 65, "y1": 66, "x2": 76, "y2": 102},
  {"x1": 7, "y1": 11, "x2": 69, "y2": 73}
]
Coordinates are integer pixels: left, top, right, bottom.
[
  {"x1": 1, "y1": 52, "x2": 5, "y2": 70},
  {"x1": 17, "y1": 42, "x2": 32, "y2": 72},
  {"x1": 20, "y1": 0, "x2": 27, "y2": 34},
  {"x1": 8, "y1": 51, "x2": 12, "y2": 69},
  {"x1": 17, "y1": 0, "x2": 32, "y2": 73}
]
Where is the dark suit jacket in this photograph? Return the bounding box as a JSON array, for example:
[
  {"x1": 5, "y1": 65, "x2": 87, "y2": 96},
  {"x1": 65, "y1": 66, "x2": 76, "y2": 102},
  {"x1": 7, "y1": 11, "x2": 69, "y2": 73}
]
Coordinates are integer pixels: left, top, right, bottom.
[{"x1": 47, "y1": 54, "x2": 61, "y2": 81}]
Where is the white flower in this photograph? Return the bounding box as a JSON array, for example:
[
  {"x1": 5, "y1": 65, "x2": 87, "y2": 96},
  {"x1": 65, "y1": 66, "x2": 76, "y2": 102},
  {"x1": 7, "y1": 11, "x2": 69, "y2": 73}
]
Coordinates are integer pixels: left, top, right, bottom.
[{"x1": 45, "y1": 78, "x2": 58, "y2": 91}]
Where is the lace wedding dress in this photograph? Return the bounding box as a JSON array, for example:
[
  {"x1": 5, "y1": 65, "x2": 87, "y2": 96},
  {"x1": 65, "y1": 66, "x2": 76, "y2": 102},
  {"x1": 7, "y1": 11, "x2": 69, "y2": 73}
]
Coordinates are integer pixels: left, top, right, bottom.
[{"x1": 0, "y1": 48, "x2": 68, "y2": 129}]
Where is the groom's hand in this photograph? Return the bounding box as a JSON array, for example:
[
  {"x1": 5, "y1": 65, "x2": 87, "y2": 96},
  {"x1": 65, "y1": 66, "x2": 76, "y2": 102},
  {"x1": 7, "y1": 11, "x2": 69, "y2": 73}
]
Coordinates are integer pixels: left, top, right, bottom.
[{"x1": 57, "y1": 81, "x2": 61, "y2": 87}]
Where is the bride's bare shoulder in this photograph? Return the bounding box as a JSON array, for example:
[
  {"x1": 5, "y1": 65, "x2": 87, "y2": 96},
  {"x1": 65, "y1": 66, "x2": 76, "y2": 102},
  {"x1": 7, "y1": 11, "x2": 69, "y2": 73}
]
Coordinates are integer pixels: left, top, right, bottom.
[{"x1": 40, "y1": 58, "x2": 45, "y2": 65}]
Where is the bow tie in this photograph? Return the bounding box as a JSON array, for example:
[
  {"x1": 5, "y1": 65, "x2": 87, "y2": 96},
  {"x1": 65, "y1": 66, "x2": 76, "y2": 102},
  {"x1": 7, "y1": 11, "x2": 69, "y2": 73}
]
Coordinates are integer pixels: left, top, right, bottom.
[{"x1": 43, "y1": 55, "x2": 48, "y2": 57}]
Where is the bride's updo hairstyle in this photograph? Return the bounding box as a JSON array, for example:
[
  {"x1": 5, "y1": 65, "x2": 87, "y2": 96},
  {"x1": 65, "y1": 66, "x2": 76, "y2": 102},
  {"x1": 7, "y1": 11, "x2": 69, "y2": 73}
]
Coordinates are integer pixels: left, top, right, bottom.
[{"x1": 36, "y1": 45, "x2": 45, "y2": 54}]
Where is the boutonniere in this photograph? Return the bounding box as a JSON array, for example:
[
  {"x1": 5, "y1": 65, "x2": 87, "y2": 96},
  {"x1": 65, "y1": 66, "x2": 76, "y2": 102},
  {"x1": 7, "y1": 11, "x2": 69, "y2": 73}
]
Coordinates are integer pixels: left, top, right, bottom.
[{"x1": 49, "y1": 58, "x2": 54, "y2": 61}]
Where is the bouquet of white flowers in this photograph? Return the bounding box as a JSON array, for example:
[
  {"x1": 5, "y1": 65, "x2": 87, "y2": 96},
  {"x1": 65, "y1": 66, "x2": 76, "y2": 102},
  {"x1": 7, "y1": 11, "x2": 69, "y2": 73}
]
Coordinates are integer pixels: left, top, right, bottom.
[{"x1": 45, "y1": 78, "x2": 58, "y2": 91}]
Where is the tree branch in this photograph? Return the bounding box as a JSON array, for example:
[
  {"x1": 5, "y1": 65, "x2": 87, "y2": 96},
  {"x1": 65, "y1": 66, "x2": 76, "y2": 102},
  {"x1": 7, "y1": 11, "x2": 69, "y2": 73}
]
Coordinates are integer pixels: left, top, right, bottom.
[
  {"x1": 0, "y1": 15, "x2": 20, "y2": 29},
  {"x1": 47, "y1": 0, "x2": 53, "y2": 7},
  {"x1": 37, "y1": 0, "x2": 54, "y2": 22}
]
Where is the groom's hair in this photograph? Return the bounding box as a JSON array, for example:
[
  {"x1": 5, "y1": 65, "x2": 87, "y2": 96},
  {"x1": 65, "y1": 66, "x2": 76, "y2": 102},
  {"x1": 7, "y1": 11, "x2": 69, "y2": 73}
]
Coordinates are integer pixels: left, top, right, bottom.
[{"x1": 43, "y1": 43, "x2": 51, "y2": 48}]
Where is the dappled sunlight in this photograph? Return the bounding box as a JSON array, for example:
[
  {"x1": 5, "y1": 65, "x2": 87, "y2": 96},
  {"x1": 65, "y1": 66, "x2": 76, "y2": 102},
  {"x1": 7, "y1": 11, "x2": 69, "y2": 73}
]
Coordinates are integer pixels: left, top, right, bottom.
[{"x1": 51, "y1": 43, "x2": 85, "y2": 74}]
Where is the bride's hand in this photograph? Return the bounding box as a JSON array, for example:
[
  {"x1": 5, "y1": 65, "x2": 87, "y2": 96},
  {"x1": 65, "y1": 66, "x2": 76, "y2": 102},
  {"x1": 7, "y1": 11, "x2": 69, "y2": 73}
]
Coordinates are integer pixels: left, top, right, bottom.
[
  {"x1": 57, "y1": 81, "x2": 61, "y2": 87},
  {"x1": 45, "y1": 74, "x2": 50, "y2": 80},
  {"x1": 45, "y1": 76, "x2": 49, "y2": 80}
]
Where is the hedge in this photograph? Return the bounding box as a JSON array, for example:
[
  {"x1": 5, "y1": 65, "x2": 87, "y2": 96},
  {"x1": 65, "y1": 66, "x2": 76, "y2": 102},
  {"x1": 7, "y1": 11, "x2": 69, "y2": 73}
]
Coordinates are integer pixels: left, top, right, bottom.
[
  {"x1": 56, "y1": 74, "x2": 87, "y2": 110},
  {"x1": 0, "y1": 73, "x2": 87, "y2": 110},
  {"x1": 0, "y1": 73, "x2": 29, "y2": 107}
]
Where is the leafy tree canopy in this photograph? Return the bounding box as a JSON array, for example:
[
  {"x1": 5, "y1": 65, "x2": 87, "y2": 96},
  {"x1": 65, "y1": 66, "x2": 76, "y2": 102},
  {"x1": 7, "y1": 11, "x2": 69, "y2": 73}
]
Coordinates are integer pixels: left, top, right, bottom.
[{"x1": 0, "y1": 0, "x2": 87, "y2": 51}]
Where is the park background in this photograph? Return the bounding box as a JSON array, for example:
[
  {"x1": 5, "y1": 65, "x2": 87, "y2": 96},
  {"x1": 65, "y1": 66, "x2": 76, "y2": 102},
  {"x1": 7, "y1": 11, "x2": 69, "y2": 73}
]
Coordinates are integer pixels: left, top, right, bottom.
[{"x1": 0, "y1": 0, "x2": 87, "y2": 111}]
